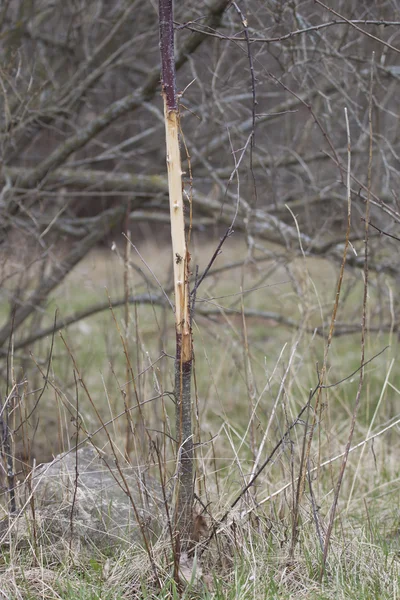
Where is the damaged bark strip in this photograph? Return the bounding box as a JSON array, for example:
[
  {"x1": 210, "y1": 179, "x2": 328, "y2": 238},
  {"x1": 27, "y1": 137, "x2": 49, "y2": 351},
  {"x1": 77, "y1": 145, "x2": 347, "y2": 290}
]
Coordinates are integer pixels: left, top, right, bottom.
[{"x1": 159, "y1": 0, "x2": 193, "y2": 547}]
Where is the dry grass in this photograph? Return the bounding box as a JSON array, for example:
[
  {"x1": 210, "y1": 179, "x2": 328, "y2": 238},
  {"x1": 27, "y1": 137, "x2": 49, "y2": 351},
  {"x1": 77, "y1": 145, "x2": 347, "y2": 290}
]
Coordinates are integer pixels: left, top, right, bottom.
[{"x1": 0, "y1": 233, "x2": 399, "y2": 598}]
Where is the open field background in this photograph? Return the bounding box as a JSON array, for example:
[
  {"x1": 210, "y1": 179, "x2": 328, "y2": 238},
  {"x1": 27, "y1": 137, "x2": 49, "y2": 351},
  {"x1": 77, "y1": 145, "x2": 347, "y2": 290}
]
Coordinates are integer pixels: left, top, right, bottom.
[{"x1": 1, "y1": 231, "x2": 400, "y2": 599}]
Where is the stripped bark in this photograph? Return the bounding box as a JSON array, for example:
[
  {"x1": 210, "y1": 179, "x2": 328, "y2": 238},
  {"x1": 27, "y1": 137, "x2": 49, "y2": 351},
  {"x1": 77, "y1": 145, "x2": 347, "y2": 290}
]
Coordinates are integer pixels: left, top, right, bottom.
[{"x1": 159, "y1": 0, "x2": 194, "y2": 548}]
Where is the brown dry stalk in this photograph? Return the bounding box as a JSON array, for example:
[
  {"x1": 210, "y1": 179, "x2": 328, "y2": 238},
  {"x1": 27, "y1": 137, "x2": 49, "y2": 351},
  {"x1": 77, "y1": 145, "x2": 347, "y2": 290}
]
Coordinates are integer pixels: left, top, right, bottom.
[
  {"x1": 320, "y1": 55, "x2": 374, "y2": 577},
  {"x1": 290, "y1": 105, "x2": 353, "y2": 556},
  {"x1": 59, "y1": 332, "x2": 161, "y2": 587}
]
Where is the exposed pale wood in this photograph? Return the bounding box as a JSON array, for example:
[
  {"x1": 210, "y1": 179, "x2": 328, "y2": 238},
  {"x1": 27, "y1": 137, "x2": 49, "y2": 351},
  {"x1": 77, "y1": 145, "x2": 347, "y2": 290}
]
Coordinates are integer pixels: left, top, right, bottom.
[{"x1": 164, "y1": 108, "x2": 191, "y2": 361}]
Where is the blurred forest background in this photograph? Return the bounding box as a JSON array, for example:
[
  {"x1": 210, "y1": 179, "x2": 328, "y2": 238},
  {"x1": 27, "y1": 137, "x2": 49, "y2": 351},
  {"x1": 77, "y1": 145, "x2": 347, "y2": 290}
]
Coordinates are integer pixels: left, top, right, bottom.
[{"x1": 0, "y1": 0, "x2": 399, "y2": 478}]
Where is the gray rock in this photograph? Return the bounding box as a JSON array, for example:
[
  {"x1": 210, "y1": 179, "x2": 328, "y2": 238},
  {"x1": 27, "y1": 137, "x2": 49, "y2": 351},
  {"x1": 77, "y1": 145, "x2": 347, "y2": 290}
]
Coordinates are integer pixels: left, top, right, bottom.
[{"x1": 3, "y1": 446, "x2": 170, "y2": 556}]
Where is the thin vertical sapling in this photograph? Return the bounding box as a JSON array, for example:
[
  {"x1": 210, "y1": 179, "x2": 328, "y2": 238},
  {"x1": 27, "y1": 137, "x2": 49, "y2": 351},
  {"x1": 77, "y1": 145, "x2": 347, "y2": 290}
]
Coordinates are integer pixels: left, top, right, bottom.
[{"x1": 158, "y1": 0, "x2": 194, "y2": 549}]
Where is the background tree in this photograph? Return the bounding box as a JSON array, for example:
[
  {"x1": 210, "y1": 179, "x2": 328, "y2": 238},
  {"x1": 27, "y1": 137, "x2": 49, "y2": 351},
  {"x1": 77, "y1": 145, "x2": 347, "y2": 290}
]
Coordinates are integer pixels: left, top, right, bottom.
[{"x1": 0, "y1": 0, "x2": 399, "y2": 353}]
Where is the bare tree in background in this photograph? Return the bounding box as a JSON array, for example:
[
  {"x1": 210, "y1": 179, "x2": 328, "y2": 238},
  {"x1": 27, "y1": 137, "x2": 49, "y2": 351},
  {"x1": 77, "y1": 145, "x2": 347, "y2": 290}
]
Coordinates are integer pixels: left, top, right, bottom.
[{"x1": 0, "y1": 0, "x2": 400, "y2": 482}]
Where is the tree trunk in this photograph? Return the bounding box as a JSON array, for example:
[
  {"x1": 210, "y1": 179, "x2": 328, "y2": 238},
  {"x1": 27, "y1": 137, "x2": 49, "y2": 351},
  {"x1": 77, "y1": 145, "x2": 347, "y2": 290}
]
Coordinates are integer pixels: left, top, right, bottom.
[{"x1": 159, "y1": 0, "x2": 194, "y2": 549}]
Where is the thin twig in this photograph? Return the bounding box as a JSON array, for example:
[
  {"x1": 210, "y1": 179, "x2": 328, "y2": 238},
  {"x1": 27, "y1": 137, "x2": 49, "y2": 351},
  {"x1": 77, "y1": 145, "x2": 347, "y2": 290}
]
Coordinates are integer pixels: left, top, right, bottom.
[
  {"x1": 232, "y1": 2, "x2": 258, "y2": 205},
  {"x1": 230, "y1": 410, "x2": 400, "y2": 522},
  {"x1": 191, "y1": 228, "x2": 234, "y2": 296},
  {"x1": 308, "y1": 458, "x2": 324, "y2": 554},
  {"x1": 199, "y1": 393, "x2": 314, "y2": 554},
  {"x1": 314, "y1": 0, "x2": 400, "y2": 55},
  {"x1": 59, "y1": 332, "x2": 161, "y2": 587},
  {"x1": 292, "y1": 102, "x2": 353, "y2": 555},
  {"x1": 177, "y1": 20, "x2": 400, "y2": 43},
  {"x1": 68, "y1": 370, "x2": 80, "y2": 561},
  {"x1": 361, "y1": 218, "x2": 400, "y2": 242},
  {"x1": 321, "y1": 94, "x2": 371, "y2": 575},
  {"x1": 290, "y1": 390, "x2": 312, "y2": 558}
]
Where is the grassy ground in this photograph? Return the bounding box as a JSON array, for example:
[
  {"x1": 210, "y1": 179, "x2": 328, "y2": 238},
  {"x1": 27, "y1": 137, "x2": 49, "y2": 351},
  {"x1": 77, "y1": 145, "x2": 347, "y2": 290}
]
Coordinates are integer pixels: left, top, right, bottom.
[{"x1": 1, "y1": 232, "x2": 399, "y2": 598}]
